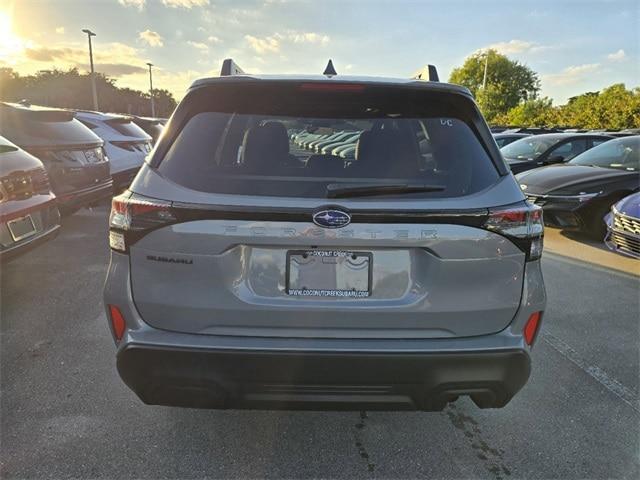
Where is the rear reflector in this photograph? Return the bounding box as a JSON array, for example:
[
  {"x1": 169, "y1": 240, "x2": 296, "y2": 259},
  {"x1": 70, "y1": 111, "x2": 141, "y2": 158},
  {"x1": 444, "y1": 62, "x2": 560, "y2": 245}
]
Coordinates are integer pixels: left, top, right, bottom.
[
  {"x1": 109, "y1": 231, "x2": 126, "y2": 252},
  {"x1": 108, "y1": 305, "x2": 126, "y2": 341},
  {"x1": 524, "y1": 312, "x2": 542, "y2": 346}
]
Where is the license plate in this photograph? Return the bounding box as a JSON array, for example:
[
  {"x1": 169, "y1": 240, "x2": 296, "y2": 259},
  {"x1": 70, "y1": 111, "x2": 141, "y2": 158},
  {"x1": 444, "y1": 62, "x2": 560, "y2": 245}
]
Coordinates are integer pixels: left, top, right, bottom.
[
  {"x1": 286, "y1": 250, "x2": 372, "y2": 297},
  {"x1": 7, "y1": 214, "x2": 37, "y2": 242}
]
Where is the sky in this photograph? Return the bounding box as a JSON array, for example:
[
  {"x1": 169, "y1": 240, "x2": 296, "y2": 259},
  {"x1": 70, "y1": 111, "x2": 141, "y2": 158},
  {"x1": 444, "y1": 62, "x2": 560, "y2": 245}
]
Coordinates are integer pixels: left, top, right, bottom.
[{"x1": 0, "y1": 0, "x2": 638, "y2": 104}]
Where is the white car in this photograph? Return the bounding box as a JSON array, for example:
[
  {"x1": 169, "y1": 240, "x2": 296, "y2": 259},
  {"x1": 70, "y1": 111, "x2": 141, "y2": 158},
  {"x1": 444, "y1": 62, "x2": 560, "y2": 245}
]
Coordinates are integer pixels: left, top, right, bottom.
[{"x1": 75, "y1": 111, "x2": 152, "y2": 191}]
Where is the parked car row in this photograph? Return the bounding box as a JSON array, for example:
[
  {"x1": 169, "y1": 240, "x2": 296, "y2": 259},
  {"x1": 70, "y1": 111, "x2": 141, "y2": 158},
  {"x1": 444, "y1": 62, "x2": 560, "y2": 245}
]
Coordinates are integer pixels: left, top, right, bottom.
[
  {"x1": 509, "y1": 135, "x2": 639, "y2": 257},
  {"x1": 491, "y1": 128, "x2": 639, "y2": 257},
  {"x1": 0, "y1": 101, "x2": 165, "y2": 261},
  {"x1": 292, "y1": 129, "x2": 362, "y2": 159},
  {"x1": 491, "y1": 125, "x2": 640, "y2": 137}
]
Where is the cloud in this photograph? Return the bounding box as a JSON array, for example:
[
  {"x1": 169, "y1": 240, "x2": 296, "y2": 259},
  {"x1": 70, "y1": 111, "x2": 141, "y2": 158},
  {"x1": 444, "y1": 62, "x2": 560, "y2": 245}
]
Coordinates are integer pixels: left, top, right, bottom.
[
  {"x1": 607, "y1": 49, "x2": 626, "y2": 62},
  {"x1": 162, "y1": 0, "x2": 209, "y2": 8},
  {"x1": 245, "y1": 34, "x2": 280, "y2": 54},
  {"x1": 139, "y1": 30, "x2": 164, "y2": 47},
  {"x1": 24, "y1": 46, "x2": 84, "y2": 62},
  {"x1": 94, "y1": 63, "x2": 147, "y2": 76},
  {"x1": 543, "y1": 63, "x2": 601, "y2": 86},
  {"x1": 479, "y1": 39, "x2": 552, "y2": 55},
  {"x1": 207, "y1": 36, "x2": 221, "y2": 44},
  {"x1": 118, "y1": 0, "x2": 145, "y2": 10},
  {"x1": 289, "y1": 32, "x2": 330, "y2": 46},
  {"x1": 137, "y1": 67, "x2": 220, "y2": 98},
  {"x1": 187, "y1": 40, "x2": 209, "y2": 52},
  {"x1": 23, "y1": 42, "x2": 147, "y2": 78},
  {"x1": 245, "y1": 31, "x2": 330, "y2": 54},
  {"x1": 23, "y1": 46, "x2": 144, "y2": 76},
  {"x1": 55, "y1": 27, "x2": 65, "y2": 34}
]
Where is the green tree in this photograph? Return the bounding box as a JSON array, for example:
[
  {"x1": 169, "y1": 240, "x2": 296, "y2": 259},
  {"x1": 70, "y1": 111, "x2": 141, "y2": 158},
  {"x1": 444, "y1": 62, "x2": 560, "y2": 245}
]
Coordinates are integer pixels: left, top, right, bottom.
[
  {"x1": 449, "y1": 49, "x2": 540, "y2": 121},
  {"x1": 558, "y1": 84, "x2": 640, "y2": 129},
  {"x1": 0, "y1": 68, "x2": 177, "y2": 117},
  {"x1": 494, "y1": 97, "x2": 557, "y2": 126},
  {"x1": 495, "y1": 83, "x2": 640, "y2": 129},
  {"x1": 0, "y1": 67, "x2": 22, "y2": 100},
  {"x1": 151, "y1": 89, "x2": 176, "y2": 118}
]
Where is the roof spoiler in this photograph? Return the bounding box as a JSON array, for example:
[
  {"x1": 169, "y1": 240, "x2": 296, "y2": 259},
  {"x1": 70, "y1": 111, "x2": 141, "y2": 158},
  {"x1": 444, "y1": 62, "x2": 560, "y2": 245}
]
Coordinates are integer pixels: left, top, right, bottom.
[
  {"x1": 412, "y1": 65, "x2": 440, "y2": 82},
  {"x1": 220, "y1": 59, "x2": 246, "y2": 76}
]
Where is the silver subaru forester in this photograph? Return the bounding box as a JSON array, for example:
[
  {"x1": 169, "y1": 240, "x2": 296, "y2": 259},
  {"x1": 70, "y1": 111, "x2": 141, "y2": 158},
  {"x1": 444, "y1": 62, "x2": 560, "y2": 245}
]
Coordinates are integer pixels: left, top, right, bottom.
[{"x1": 104, "y1": 60, "x2": 546, "y2": 411}]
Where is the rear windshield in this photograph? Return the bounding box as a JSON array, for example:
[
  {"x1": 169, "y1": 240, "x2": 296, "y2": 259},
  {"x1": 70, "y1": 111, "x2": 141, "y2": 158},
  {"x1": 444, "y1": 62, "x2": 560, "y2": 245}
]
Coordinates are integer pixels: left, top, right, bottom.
[
  {"x1": 569, "y1": 137, "x2": 640, "y2": 171},
  {"x1": 0, "y1": 108, "x2": 101, "y2": 147},
  {"x1": 156, "y1": 83, "x2": 499, "y2": 198},
  {"x1": 106, "y1": 119, "x2": 150, "y2": 139},
  {"x1": 500, "y1": 136, "x2": 559, "y2": 159}
]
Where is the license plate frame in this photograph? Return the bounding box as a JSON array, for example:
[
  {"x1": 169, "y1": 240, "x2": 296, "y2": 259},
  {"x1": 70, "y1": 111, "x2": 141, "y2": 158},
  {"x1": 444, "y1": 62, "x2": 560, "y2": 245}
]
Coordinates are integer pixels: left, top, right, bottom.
[
  {"x1": 7, "y1": 214, "x2": 37, "y2": 242},
  {"x1": 285, "y1": 249, "x2": 373, "y2": 298}
]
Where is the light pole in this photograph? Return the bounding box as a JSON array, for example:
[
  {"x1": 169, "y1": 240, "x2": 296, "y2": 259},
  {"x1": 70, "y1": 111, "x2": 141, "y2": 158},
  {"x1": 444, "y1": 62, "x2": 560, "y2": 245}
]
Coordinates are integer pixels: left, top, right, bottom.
[
  {"x1": 482, "y1": 50, "x2": 490, "y2": 90},
  {"x1": 146, "y1": 62, "x2": 155, "y2": 117},
  {"x1": 82, "y1": 29, "x2": 99, "y2": 110}
]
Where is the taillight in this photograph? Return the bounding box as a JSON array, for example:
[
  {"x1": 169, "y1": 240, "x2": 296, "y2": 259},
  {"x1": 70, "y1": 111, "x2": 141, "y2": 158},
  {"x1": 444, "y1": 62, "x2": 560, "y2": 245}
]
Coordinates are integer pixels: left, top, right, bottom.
[
  {"x1": 484, "y1": 203, "x2": 544, "y2": 261},
  {"x1": 109, "y1": 192, "x2": 175, "y2": 252},
  {"x1": 108, "y1": 305, "x2": 126, "y2": 342},
  {"x1": 524, "y1": 311, "x2": 542, "y2": 346}
]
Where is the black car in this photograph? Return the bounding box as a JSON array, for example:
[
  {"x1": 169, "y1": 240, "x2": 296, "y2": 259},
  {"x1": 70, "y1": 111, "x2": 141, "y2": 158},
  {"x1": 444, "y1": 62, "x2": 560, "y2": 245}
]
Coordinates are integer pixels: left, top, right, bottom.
[
  {"x1": 516, "y1": 136, "x2": 639, "y2": 238},
  {"x1": 131, "y1": 116, "x2": 165, "y2": 143},
  {"x1": 493, "y1": 132, "x2": 531, "y2": 148},
  {"x1": 609, "y1": 129, "x2": 640, "y2": 138},
  {"x1": 501, "y1": 133, "x2": 614, "y2": 174},
  {"x1": 0, "y1": 102, "x2": 113, "y2": 213},
  {"x1": 507, "y1": 127, "x2": 561, "y2": 135}
]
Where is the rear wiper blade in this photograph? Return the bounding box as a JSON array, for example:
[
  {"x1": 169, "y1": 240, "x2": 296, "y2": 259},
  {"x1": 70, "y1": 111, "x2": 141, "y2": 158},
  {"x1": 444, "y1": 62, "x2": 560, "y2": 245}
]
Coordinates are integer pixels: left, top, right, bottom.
[{"x1": 326, "y1": 183, "x2": 446, "y2": 198}]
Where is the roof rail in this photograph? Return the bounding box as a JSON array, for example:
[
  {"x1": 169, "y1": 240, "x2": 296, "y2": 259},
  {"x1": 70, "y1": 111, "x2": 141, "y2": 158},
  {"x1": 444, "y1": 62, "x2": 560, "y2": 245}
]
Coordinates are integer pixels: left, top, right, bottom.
[
  {"x1": 220, "y1": 59, "x2": 246, "y2": 76},
  {"x1": 412, "y1": 65, "x2": 440, "y2": 82}
]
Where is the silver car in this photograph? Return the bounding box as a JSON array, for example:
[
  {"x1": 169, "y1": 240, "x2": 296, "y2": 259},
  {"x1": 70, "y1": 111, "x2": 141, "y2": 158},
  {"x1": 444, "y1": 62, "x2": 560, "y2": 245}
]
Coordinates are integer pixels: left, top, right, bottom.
[{"x1": 104, "y1": 61, "x2": 546, "y2": 411}]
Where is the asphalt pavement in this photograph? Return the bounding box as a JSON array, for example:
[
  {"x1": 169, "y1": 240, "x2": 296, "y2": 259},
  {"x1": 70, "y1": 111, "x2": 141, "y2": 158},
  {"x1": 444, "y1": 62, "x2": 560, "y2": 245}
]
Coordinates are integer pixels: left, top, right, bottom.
[{"x1": 1, "y1": 206, "x2": 638, "y2": 479}]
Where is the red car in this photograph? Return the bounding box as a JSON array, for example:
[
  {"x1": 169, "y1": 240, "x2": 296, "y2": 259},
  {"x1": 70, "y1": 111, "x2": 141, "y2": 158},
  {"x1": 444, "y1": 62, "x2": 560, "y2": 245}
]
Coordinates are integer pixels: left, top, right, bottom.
[{"x1": 0, "y1": 135, "x2": 60, "y2": 261}]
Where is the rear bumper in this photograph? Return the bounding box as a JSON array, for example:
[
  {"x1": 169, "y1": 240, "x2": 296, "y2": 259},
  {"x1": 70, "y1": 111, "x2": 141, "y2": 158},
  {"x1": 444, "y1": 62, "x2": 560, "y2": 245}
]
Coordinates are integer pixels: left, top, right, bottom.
[
  {"x1": 117, "y1": 342, "x2": 530, "y2": 411},
  {"x1": 0, "y1": 223, "x2": 60, "y2": 262},
  {"x1": 57, "y1": 180, "x2": 113, "y2": 211},
  {"x1": 0, "y1": 200, "x2": 61, "y2": 262}
]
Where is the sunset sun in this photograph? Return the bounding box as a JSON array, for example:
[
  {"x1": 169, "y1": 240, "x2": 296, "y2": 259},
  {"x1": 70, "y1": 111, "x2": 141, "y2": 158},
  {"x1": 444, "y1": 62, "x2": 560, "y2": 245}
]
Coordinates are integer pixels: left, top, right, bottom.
[{"x1": 0, "y1": 10, "x2": 24, "y2": 59}]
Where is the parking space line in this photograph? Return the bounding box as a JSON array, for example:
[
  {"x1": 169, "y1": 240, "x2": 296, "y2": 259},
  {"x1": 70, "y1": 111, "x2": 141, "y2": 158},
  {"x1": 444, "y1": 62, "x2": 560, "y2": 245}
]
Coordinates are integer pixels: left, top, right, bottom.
[
  {"x1": 542, "y1": 332, "x2": 640, "y2": 414},
  {"x1": 543, "y1": 251, "x2": 640, "y2": 279}
]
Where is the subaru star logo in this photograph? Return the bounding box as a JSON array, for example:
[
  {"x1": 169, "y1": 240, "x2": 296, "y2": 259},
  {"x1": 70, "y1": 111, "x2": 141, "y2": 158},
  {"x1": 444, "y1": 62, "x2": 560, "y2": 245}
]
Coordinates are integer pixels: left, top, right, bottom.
[{"x1": 313, "y1": 209, "x2": 351, "y2": 229}]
